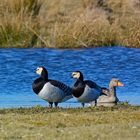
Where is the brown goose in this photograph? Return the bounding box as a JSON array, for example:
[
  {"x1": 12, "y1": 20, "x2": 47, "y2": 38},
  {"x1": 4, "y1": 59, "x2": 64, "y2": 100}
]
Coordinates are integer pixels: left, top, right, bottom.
[{"x1": 90, "y1": 78, "x2": 124, "y2": 107}]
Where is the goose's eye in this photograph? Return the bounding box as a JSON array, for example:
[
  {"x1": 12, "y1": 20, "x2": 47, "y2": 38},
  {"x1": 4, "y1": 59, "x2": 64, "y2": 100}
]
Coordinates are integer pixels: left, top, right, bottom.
[{"x1": 72, "y1": 72, "x2": 76, "y2": 76}]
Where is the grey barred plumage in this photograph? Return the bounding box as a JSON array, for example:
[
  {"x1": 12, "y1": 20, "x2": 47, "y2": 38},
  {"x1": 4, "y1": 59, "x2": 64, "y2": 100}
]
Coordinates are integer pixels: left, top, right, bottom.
[{"x1": 90, "y1": 78, "x2": 124, "y2": 107}]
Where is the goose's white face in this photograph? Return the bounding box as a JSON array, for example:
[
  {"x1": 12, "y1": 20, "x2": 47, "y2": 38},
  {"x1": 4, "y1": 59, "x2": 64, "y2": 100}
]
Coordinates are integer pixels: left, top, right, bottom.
[
  {"x1": 72, "y1": 72, "x2": 80, "y2": 79},
  {"x1": 36, "y1": 67, "x2": 43, "y2": 75}
]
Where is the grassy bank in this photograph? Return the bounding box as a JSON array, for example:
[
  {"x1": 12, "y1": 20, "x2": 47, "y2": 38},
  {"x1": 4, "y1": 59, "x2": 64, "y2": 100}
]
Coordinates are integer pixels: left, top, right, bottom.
[
  {"x1": 0, "y1": 105, "x2": 140, "y2": 140},
  {"x1": 0, "y1": 0, "x2": 140, "y2": 48}
]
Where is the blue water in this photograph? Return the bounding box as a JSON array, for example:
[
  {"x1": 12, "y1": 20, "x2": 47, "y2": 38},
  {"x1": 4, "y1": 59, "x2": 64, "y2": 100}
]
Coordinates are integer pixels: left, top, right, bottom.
[{"x1": 0, "y1": 46, "x2": 140, "y2": 108}]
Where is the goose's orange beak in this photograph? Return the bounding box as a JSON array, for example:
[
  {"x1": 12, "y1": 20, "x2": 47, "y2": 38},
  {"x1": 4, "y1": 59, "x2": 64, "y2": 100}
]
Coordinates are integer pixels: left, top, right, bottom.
[{"x1": 117, "y1": 81, "x2": 124, "y2": 87}]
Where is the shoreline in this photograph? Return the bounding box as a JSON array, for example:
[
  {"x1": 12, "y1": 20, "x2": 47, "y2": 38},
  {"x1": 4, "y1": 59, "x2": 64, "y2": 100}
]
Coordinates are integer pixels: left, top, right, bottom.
[
  {"x1": 0, "y1": 45, "x2": 140, "y2": 49},
  {"x1": 0, "y1": 104, "x2": 139, "y2": 112}
]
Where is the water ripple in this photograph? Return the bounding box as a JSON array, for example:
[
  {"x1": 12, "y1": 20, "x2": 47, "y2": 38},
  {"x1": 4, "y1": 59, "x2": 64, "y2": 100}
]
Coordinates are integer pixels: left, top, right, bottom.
[{"x1": 0, "y1": 46, "x2": 140, "y2": 108}]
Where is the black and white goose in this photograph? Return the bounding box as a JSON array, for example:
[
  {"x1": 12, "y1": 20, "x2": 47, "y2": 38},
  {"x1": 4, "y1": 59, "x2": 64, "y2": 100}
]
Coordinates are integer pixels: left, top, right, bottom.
[
  {"x1": 32, "y1": 66, "x2": 73, "y2": 107},
  {"x1": 71, "y1": 71, "x2": 101, "y2": 107}
]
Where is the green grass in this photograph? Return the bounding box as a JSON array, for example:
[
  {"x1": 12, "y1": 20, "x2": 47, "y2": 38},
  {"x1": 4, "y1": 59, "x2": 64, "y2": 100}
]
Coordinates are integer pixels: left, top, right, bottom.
[
  {"x1": 0, "y1": 105, "x2": 140, "y2": 140},
  {"x1": 0, "y1": 0, "x2": 140, "y2": 48}
]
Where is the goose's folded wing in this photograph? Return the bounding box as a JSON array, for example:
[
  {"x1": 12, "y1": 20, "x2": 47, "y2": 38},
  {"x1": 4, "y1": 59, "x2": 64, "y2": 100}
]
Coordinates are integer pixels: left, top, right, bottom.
[
  {"x1": 49, "y1": 80, "x2": 72, "y2": 96},
  {"x1": 85, "y1": 80, "x2": 101, "y2": 90}
]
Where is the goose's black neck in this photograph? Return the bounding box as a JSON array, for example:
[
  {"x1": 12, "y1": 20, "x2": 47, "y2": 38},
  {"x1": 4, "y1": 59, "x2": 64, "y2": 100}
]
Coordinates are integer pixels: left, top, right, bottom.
[
  {"x1": 72, "y1": 79, "x2": 85, "y2": 98},
  {"x1": 79, "y1": 73, "x2": 84, "y2": 81},
  {"x1": 41, "y1": 68, "x2": 48, "y2": 81},
  {"x1": 32, "y1": 67, "x2": 48, "y2": 94}
]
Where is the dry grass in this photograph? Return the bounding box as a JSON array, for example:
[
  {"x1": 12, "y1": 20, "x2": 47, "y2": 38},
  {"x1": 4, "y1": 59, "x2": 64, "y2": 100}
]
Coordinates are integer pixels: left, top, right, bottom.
[
  {"x1": 0, "y1": 0, "x2": 140, "y2": 48},
  {"x1": 0, "y1": 105, "x2": 140, "y2": 140},
  {"x1": 0, "y1": 0, "x2": 42, "y2": 47},
  {"x1": 122, "y1": 23, "x2": 140, "y2": 47}
]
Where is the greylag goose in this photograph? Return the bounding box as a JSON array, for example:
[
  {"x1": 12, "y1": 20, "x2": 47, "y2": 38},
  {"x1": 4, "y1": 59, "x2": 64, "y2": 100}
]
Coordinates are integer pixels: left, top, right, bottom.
[
  {"x1": 90, "y1": 78, "x2": 124, "y2": 107},
  {"x1": 32, "y1": 66, "x2": 73, "y2": 107},
  {"x1": 71, "y1": 71, "x2": 101, "y2": 107}
]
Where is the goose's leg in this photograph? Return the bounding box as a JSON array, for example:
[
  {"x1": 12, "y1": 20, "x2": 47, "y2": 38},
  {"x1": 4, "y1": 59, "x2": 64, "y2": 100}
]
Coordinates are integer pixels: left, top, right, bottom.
[
  {"x1": 54, "y1": 102, "x2": 58, "y2": 108},
  {"x1": 81, "y1": 103, "x2": 85, "y2": 108},
  {"x1": 49, "y1": 102, "x2": 53, "y2": 108},
  {"x1": 95, "y1": 99, "x2": 97, "y2": 106}
]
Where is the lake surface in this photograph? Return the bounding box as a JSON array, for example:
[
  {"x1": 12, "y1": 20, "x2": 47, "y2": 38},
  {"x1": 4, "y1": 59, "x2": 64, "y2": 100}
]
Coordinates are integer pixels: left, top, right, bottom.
[{"x1": 0, "y1": 46, "x2": 140, "y2": 108}]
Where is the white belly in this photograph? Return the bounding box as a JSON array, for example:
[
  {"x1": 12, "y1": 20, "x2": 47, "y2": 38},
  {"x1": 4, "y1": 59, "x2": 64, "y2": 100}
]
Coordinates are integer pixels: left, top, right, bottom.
[
  {"x1": 77, "y1": 85, "x2": 100, "y2": 103},
  {"x1": 38, "y1": 83, "x2": 65, "y2": 102}
]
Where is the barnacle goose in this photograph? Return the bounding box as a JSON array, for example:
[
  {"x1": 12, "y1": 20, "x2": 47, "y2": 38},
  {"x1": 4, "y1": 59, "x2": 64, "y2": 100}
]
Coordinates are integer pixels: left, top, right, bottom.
[
  {"x1": 32, "y1": 66, "x2": 73, "y2": 107},
  {"x1": 71, "y1": 71, "x2": 101, "y2": 107}
]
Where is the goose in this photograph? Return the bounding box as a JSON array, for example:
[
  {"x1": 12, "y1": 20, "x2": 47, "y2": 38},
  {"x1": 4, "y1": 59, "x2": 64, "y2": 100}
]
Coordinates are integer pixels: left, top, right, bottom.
[
  {"x1": 32, "y1": 66, "x2": 73, "y2": 107},
  {"x1": 71, "y1": 71, "x2": 101, "y2": 107},
  {"x1": 90, "y1": 78, "x2": 124, "y2": 107}
]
